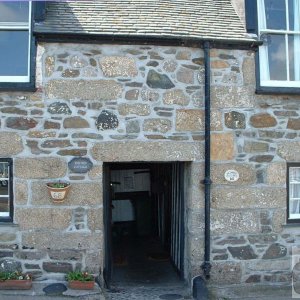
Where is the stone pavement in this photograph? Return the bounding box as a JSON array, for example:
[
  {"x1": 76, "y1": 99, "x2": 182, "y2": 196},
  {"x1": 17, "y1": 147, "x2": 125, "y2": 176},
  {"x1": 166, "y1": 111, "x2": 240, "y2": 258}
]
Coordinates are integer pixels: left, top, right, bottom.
[
  {"x1": 104, "y1": 282, "x2": 193, "y2": 300},
  {"x1": 0, "y1": 282, "x2": 298, "y2": 300},
  {"x1": 0, "y1": 280, "x2": 105, "y2": 300},
  {"x1": 209, "y1": 284, "x2": 295, "y2": 299}
]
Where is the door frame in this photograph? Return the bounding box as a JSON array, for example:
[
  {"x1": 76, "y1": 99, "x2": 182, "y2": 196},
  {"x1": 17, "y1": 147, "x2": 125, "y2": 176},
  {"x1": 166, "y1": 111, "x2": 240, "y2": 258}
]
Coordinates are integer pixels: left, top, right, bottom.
[{"x1": 103, "y1": 162, "x2": 186, "y2": 286}]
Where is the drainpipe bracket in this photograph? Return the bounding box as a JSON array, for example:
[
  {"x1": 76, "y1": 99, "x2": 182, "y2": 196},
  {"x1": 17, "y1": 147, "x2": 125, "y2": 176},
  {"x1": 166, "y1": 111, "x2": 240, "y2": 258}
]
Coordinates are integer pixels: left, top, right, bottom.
[
  {"x1": 201, "y1": 261, "x2": 212, "y2": 279},
  {"x1": 201, "y1": 178, "x2": 212, "y2": 185}
]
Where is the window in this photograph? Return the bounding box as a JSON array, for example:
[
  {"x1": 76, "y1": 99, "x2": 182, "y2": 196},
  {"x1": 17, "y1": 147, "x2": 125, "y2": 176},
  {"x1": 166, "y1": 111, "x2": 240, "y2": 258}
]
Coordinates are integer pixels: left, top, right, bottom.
[
  {"x1": 257, "y1": 0, "x2": 300, "y2": 88},
  {"x1": 288, "y1": 164, "x2": 300, "y2": 222},
  {"x1": 0, "y1": 2, "x2": 32, "y2": 84},
  {"x1": 0, "y1": 159, "x2": 13, "y2": 222}
]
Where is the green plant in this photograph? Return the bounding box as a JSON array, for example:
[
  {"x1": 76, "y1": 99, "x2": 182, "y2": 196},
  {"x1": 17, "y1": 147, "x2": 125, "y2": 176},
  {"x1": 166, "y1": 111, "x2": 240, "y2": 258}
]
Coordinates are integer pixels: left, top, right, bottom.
[
  {"x1": 0, "y1": 271, "x2": 32, "y2": 281},
  {"x1": 66, "y1": 271, "x2": 94, "y2": 282},
  {"x1": 47, "y1": 182, "x2": 69, "y2": 188}
]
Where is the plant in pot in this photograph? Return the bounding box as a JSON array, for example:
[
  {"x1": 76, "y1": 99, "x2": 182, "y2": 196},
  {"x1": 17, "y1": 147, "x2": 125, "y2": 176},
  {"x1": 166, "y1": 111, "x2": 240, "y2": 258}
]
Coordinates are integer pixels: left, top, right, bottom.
[
  {"x1": 66, "y1": 271, "x2": 95, "y2": 290},
  {"x1": 46, "y1": 181, "x2": 71, "y2": 203},
  {"x1": 0, "y1": 271, "x2": 32, "y2": 290}
]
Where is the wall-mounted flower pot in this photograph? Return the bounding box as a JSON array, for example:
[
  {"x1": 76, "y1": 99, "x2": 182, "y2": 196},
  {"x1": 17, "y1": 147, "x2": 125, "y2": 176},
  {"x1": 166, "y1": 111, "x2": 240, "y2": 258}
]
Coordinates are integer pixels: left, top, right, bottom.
[
  {"x1": 46, "y1": 182, "x2": 71, "y2": 203},
  {"x1": 68, "y1": 280, "x2": 95, "y2": 290},
  {"x1": 0, "y1": 279, "x2": 32, "y2": 290}
]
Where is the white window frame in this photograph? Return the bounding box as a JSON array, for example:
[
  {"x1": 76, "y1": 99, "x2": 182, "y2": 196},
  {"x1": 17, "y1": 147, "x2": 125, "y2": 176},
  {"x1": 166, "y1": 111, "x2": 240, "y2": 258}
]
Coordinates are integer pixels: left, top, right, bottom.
[
  {"x1": 0, "y1": 2, "x2": 31, "y2": 83},
  {"x1": 288, "y1": 165, "x2": 300, "y2": 222},
  {"x1": 257, "y1": 0, "x2": 300, "y2": 88},
  {"x1": 0, "y1": 159, "x2": 13, "y2": 221}
]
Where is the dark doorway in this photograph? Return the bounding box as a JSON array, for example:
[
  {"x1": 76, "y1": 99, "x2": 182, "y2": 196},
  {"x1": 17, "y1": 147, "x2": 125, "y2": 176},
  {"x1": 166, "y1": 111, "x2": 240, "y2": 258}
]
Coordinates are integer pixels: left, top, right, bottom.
[{"x1": 103, "y1": 162, "x2": 185, "y2": 288}]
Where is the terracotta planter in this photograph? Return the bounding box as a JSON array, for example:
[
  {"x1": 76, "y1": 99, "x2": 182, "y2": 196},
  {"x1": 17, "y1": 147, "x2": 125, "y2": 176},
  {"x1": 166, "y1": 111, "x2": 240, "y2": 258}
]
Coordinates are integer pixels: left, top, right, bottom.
[
  {"x1": 46, "y1": 183, "x2": 71, "y2": 203},
  {"x1": 68, "y1": 280, "x2": 95, "y2": 290},
  {"x1": 0, "y1": 279, "x2": 32, "y2": 290}
]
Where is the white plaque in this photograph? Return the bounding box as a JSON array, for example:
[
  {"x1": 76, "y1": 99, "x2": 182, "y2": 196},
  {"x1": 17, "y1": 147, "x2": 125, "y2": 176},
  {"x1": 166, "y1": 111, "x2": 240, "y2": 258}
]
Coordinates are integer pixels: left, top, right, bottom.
[{"x1": 224, "y1": 170, "x2": 239, "y2": 182}]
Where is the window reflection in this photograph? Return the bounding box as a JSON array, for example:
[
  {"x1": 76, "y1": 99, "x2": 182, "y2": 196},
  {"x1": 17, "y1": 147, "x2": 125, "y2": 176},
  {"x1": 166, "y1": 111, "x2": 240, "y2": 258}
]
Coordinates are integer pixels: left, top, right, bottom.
[
  {"x1": 290, "y1": 168, "x2": 300, "y2": 219},
  {"x1": 267, "y1": 34, "x2": 287, "y2": 80},
  {"x1": 265, "y1": 0, "x2": 286, "y2": 30},
  {"x1": 0, "y1": 31, "x2": 29, "y2": 76},
  {"x1": 0, "y1": 2, "x2": 29, "y2": 23}
]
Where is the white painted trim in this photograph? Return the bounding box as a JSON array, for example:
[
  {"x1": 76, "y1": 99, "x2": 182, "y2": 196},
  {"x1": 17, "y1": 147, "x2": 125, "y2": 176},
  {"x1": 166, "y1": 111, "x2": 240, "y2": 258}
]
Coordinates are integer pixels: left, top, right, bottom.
[
  {"x1": 260, "y1": 79, "x2": 300, "y2": 87},
  {"x1": 0, "y1": 23, "x2": 29, "y2": 29},
  {"x1": 0, "y1": 76, "x2": 30, "y2": 83},
  {"x1": 257, "y1": 0, "x2": 300, "y2": 87}
]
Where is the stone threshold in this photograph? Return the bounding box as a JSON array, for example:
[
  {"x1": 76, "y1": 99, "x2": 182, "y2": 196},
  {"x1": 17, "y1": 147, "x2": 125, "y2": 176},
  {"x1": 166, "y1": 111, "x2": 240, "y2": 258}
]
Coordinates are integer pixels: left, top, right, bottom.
[{"x1": 0, "y1": 280, "x2": 105, "y2": 299}]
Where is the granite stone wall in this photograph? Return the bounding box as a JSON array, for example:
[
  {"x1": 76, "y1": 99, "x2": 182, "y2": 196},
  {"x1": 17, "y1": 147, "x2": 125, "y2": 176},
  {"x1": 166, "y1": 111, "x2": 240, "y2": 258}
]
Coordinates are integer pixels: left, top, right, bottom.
[{"x1": 0, "y1": 43, "x2": 298, "y2": 286}]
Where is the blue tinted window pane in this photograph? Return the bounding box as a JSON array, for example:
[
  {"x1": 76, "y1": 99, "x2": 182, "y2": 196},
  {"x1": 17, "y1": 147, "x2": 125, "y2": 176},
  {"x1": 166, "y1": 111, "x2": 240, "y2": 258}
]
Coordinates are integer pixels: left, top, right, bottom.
[
  {"x1": 265, "y1": 0, "x2": 286, "y2": 30},
  {"x1": 288, "y1": 35, "x2": 300, "y2": 81},
  {"x1": 267, "y1": 34, "x2": 287, "y2": 80},
  {"x1": 288, "y1": 0, "x2": 295, "y2": 30},
  {"x1": 0, "y1": 2, "x2": 29, "y2": 22},
  {"x1": 0, "y1": 31, "x2": 28, "y2": 76}
]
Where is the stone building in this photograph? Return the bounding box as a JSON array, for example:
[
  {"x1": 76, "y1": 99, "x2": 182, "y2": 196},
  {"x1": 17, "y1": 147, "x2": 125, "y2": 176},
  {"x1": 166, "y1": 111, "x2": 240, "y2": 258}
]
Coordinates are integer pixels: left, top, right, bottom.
[{"x1": 0, "y1": 0, "x2": 299, "y2": 294}]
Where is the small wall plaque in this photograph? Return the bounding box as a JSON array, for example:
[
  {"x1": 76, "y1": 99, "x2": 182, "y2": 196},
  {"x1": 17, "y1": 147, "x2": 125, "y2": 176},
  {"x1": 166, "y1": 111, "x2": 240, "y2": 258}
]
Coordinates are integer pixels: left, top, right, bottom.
[
  {"x1": 68, "y1": 157, "x2": 93, "y2": 174},
  {"x1": 224, "y1": 170, "x2": 239, "y2": 182}
]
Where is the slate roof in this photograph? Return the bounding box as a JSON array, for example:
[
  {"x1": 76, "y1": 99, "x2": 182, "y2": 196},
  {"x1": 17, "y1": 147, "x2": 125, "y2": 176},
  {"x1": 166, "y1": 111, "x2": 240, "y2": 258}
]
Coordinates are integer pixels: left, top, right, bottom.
[{"x1": 34, "y1": 0, "x2": 256, "y2": 43}]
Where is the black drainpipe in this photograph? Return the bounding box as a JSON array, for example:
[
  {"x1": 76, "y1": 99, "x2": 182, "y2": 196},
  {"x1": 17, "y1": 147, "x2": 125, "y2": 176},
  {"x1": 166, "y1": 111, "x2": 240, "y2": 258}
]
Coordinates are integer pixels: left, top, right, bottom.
[{"x1": 201, "y1": 40, "x2": 212, "y2": 279}]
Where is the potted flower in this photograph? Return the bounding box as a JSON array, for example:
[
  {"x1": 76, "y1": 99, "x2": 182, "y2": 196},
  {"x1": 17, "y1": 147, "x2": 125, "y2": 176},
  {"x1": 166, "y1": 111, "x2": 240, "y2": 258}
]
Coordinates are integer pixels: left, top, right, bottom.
[
  {"x1": 0, "y1": 271, "x2": 32, "y2": 290},
  {"x1": 46, "y1": 181, "x2": 71, "y2": 203},
  {"x1": 66, "y1": 271, "x2": 95, "y2": 290}
]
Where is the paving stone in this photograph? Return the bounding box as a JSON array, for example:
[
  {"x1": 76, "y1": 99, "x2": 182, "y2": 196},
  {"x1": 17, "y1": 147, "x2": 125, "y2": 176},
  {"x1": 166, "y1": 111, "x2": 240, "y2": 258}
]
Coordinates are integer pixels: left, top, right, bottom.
[{"x1": 43, "y1": 283, "x2": 67, "y2": 296}]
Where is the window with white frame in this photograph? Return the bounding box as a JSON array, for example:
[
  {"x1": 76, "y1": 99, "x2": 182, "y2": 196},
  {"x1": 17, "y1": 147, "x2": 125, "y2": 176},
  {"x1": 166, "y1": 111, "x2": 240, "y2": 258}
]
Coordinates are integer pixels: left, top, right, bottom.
[
  {"x1": 0, "y1": 1, "x2": 31, "y2": 83},
  {"x1": 0, "y1": 159, "x2": 13, "y2": 222},
  {"x1": 257, "y1": 0, "x2": 300, "y2": 87},
  {"x1": 288, "y1": 165, "x2": 300, "y2": 221}
]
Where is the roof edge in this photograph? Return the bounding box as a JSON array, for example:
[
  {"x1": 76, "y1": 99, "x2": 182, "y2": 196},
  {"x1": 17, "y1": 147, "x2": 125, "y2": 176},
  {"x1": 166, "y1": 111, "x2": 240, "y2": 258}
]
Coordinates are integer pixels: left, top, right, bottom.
[{"x1": 34, "y1": 31, "x2": 262, "y2": 50}]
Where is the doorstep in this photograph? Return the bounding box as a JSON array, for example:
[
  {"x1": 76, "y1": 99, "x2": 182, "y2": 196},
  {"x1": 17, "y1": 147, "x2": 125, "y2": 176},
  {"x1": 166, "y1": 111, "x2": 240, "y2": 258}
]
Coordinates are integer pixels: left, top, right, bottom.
[{"x1": 0, "y1": 280, "x2": 105, "y2": 300}]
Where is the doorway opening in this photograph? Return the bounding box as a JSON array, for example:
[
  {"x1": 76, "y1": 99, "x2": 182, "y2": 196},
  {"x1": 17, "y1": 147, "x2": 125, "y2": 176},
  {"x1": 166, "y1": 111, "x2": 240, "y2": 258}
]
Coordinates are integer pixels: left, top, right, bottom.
[{"x1": 103, "y1": 162, "x2": 185, "y2": 288}]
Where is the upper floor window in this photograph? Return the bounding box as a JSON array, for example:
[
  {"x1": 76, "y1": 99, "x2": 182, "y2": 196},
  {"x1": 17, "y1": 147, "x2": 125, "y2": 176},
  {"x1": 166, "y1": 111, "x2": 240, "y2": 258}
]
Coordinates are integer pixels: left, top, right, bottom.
[
  {"x1": 0, "y1": 2, "x2": 32, "y2": 83},
  {"x1": 257, "y1": 0, "x2": 300, "y2": 88}
]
